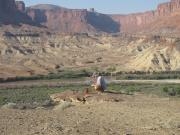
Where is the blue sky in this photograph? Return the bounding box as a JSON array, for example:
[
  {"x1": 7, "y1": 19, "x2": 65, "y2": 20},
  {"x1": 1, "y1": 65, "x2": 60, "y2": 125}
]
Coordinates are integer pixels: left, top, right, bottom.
[{"x1": 24, "y1": 0, "x2": 170, "y2": 14}]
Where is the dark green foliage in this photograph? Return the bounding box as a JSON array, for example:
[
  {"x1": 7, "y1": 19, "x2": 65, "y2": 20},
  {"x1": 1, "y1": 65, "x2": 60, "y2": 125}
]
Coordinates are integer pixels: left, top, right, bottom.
[
  {"x1": 115, "y1": 71, "x2": 180, "y2": 80},
  {"x1": 0, "y1": 70, "x2": 91, "y2": 83},
  {"x1": 162, "y1": 86, "x2": 180, "y2": 96},
  {"x1": 163, "y1": 87, "x2": 169, "y2": 93},
  {"x1": 1, "y1": 70, "x2": 180, "y2": 83}
]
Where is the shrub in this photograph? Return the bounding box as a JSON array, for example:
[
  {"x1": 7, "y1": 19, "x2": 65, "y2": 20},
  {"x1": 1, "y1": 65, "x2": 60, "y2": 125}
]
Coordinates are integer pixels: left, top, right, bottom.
[
  {"x1": 168, "y1": 88, "x2": 176, "y2": 96},
  {"x1": 163, "y1": 87, "x2": 169, "y2": 93},
  {"x1": 176, "y1": 88, "x2": 180, "y2": 95}
]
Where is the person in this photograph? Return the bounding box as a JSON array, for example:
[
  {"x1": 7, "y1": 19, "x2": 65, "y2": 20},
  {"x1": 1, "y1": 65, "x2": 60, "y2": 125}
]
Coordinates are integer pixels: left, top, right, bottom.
[{"x1": 91, "y1": 72, "x2": 107, "y2": 92}]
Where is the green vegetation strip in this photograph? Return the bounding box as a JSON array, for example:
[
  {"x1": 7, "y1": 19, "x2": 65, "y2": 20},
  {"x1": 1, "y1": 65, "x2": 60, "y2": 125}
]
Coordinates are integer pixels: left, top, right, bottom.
[
  {"x1": 0, "y1": 83, "x2": 180, "y2": 106},
  {"x1": 1, "y1": 70, "x2": 180, "y2": 83}
]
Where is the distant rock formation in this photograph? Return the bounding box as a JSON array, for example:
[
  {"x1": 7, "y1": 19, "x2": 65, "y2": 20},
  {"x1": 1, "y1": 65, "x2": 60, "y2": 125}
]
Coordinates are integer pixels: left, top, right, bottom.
[
  {"x1": 1, "y1": 0, "x2": 180, "y2": 34},
  {"x1": 157, "y1": 0, "x2": 180, "y2": 16},
  {"x1": 25, "y1": 0, "x2": 180, "y2": 34},
  {"x1": 26, "y1": 4, "x2": 120, "y2": 33},
  {"x1": 111, "y1": 0, "x2": 180, "y2": 33}
]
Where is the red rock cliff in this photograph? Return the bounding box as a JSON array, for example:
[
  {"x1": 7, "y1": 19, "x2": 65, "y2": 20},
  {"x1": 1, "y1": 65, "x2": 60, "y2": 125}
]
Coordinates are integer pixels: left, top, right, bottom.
[
  {"x1": 1, "y1": 0, "x2": 180, "y2": 34},
  {"x1": 26, "y1": 7, "x2": 93, "y2": 33},
  {"x1": 26, "y1": 5, "x2": 120, "y2": 33},
  {"x1": 111, "y1": 0, "x2": 180, "y2": 33}
]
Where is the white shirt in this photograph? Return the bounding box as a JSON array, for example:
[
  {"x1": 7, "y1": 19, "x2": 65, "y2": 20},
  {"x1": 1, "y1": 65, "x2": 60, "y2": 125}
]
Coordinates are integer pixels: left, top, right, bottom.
[{"x1": 96, "y1": 76, "x2": 107, "y2": 90}]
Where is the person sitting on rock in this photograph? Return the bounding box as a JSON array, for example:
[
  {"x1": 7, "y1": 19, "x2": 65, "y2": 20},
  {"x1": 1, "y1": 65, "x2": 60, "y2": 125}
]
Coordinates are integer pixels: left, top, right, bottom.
[{"x1": 91, "y1": 72, "x2": 107, "y2": 92}]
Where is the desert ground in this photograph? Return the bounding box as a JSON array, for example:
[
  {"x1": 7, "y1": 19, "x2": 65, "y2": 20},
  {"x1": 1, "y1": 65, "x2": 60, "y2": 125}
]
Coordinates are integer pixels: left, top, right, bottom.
[{"x1": 0, "y1": 82, "x2": 180, "y2": 135}]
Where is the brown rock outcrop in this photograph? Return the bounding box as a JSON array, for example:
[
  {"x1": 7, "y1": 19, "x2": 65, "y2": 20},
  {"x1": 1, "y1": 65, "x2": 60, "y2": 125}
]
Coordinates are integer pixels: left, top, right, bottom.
[{"x1": 15, "y1": 1, "x2": 25, "y2": 12}]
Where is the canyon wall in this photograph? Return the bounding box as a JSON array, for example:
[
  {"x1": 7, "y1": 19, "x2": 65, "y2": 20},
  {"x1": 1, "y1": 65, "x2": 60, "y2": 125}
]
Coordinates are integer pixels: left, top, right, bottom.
[
  {"x1": 111, "y1": 0, "x2": 180, "y2": 33},
  {"x1": 26, "y1": 6, "x2": 120, "y2": 33},
  {"x1": 1, "y1": 0, "x2": 180, "y2": 34},
  {"x1": 26, "y1": 8, "x2": 95, "y2": 33},
  {"x1": 25, "y1": 0, "x2": 180, "y2": 34}
]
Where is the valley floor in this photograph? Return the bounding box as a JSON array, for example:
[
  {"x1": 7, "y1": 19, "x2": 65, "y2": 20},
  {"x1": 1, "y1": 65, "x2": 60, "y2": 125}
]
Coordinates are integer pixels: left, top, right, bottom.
[{"x1": 0, "y1": 94, "x2": 180, "y2": 135}]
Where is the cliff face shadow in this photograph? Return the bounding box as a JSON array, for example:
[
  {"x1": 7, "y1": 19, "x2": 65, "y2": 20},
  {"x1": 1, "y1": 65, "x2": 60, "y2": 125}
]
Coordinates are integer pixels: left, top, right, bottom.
[
  {"x1": 25, "y1": 9, "x2": 48, "y2": 24},
  {"x1": 0, "y1": 11, "x2": 45, "y2": 27},
  {"x1": 13, "y1": 11, "x2": 44, "y2": 27},
  {"x1": 87, "y1": 12, "x2": 120, "y2": 33}
]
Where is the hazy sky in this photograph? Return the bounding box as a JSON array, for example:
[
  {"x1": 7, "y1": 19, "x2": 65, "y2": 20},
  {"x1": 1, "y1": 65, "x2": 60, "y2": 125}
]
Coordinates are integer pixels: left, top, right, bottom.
[{"x1": 23, "y1": 0, "x2": 170, "y2": 14}]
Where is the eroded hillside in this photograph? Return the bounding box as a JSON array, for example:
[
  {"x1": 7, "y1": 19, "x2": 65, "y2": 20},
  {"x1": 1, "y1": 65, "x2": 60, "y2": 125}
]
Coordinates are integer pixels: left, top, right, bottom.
[{"x1": 0, "y1": 32, "x2": 180, "y2": 78}]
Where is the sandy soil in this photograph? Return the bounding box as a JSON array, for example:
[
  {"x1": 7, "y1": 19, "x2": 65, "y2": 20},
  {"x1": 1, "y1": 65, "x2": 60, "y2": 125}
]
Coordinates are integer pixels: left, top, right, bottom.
[{"x1": 0, "y1": 94, "x2": 180, "y2": 135}]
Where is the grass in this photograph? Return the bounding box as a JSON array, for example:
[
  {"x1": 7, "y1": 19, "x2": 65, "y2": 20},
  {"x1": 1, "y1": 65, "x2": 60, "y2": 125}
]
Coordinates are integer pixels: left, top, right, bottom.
[
  {"x1": 115, "y1": 72, "x2": 180, "y2": 80},
  {"x1": 108, "y1": 83, "x2": 180, "y2": 97},
  {"x1": 0, "y1": 85, "x2": 87, "y2": 106}
]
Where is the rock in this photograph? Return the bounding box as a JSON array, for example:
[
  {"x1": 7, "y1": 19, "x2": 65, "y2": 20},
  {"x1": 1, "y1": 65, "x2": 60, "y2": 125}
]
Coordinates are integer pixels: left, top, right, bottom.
[
  {"x1": 42, "y1": 99, "x2": 55, "y2": 107},
  {"x1": 26, "y1": 6, "x2": 92, "y2": 33},
  {"x1": 24, "y1": 0, "x2": 180, "y2": 34},
  {"x1": 111, "y1": 0, "x2": 180, "y2": 33},
  {"x1": 36, "y1": 107, "x2": 46, "y2": 110},
  {"x1": 26, "y1": 5, "x2": 120, "y2": 33},
  {"x1": 15, "y1": 1, "x2": 25, "y2": 12},
  {"x1": 53, "y1": 101, "x2": 72, "y2": 111},
  {"x1": 157, "y1": 0, "x2": 180, "y2": 16},
  {"x1": 2, "y1": 103, "x2": 17, "y2": 109},
  {"x1": 0, "y1": 0, "x2": 180, "y2": 34},
  {"x1": 50, "y1": 90, "x2": 124, "y2": 104},
  {"x1": 17, "y1": 105, "x2": 27, "y2": 110}
]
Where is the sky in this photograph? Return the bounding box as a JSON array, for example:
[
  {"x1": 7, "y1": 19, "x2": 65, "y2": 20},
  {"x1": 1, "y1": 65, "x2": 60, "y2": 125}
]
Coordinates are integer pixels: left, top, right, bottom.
[{"x1": 23, "y1": 0, "x2": 170, "y2": 14}]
